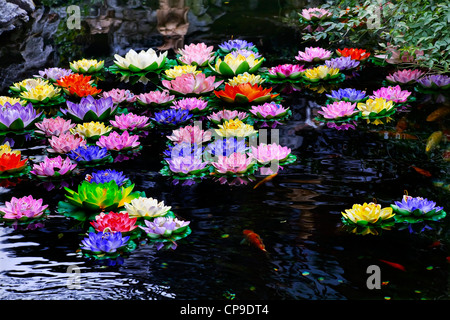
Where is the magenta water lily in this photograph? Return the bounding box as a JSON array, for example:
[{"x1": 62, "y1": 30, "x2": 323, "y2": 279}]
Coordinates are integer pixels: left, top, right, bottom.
[
  {"x1": 171, "y1": 97, "x2": 209, "y2": 113},
  {"x1": 162, "y1": 73, "x2": 223, "y2": 96},
  {"x1": 295, "y1": 47, "x2": 332, "y2": 63},
  {"x1": 267, "y1": 64, "x2": 305, "y2": 81},
  {"x1": 370, "y1": 85, "x2": 412, "y2": 103},
  {"x1": 0, "y1": 195, "x2": 48, "y2": 221},
  {"x1": 167, "y1": 125, "x2": 212, "y2": 145},
  {"x1": 250, "y1": 102, "x2": 290, "y2": 120},
  {"x1": 318, "y1": 101, "x2": 359, "y2": 120},
  {"x1": 96, "y1": 131, "x2": 140, "y2": 152},
  {"x1": 110, "y1": 113, "x2": 151, "y2": 132},
  {"x1": 47, "y1": 133, "x2": 87, "y2": 154},
  {"x1": 31, "y1": 155, "x2": 77, "y2": 179}
]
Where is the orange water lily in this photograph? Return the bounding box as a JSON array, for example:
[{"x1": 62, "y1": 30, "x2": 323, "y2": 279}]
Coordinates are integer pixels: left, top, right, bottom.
[
  {"x1": 337, "y1": 48, "x2": 371, "y2": 61},
  {"x1": 214, "y1": 83, "x2": 279, "y2": 104},
  {"x1": 0, "y1": 153, "x2": 28, "y2": 175}
]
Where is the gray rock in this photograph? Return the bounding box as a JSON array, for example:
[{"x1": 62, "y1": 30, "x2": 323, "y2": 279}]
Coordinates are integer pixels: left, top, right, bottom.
[
  {"x1": 8, "y1": 0, "x2": 35, "y2": 13},
  {"x1": 0, "y1": 0, "x2": 29, "y2": 35}
]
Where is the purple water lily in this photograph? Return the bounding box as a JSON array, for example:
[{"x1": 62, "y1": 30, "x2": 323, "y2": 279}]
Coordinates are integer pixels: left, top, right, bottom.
[
  {"x1": 326, "y1": 88, "x2": 367, "y2": 102},
  {"x1": 152, "y1": 109, "x2": 193, "y2": 126},
  {"x1": 325, "y1": 56, "x2": 360, "y2": 71},
  {"x1": 163, "y1": 142, "x2": 204, "y2": 160},
  {"x1": 218, "y1": 39, "x2": 256, "y2": 53},
  {"x1": 139, "y1": 217, "x2": 190, "y2": 239},
  {"x1": 80, "y1": 231, "x2": 130, "y2": 254},
  {"x1": 61, "y1": 95, "x2": 118, "y2": 122},
  {"x1": 392, "y1": 195, "x2": 443, "y2": 214},
  {"x1": 417, "y1": 74, "x2": 450, "y2": 90},
  {"x1": 0, "y1": 102, "x2": 42, "y2": 131},
  {"x1": 35, "y1": 67, "x2": 73, "y2": 81},
  {"x1": 205, "y1": 137, "x2": 248, "y2": 158}
]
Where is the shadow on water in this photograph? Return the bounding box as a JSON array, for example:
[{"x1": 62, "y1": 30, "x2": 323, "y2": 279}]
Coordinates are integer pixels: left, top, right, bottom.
[{"x1": 0, "y1": 0, "x2": 449, "y2": 300}]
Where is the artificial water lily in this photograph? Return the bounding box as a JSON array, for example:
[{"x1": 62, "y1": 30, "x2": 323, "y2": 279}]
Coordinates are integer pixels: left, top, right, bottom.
[
  {"x1": 295, "y1": 47, "x2": 333, "y2": 63},
  {"x1": 19, "y1": 84, "x2": 62, "y2": 104},
  {"x1": 64, "y1": 180, "x2": 140, "y2": 212},
  {"x1": 113, "y1": 48, "x2": 167, "y2": 72},
  {"x1": 391, "y1": 195, "x2": 446, "y2": 223},
  {"x1": 0, "y1": 195, "x2": 48, "y2": 220},
  {"x1": 166, "y1": 155, "x2": 209, "y2": 176},
  {"x1": 35, "y1": 67, "x2": 73, "y2": 82},
  {"x1": 417, "y1": 74, "x2": 450, "y2": 90},
  {"x1": 218, "y1": 39, "x2": 256, "y2": 54},
  {"x1": 357, "y1": 98, "x2": 395, "y2": 118},
  {"x1": 0, "y1": 153, "x2": 28, "y2": 175},
  {"x1": 70, "y1": 59, "x2": 104, "y2": 74},
  {"x1": 70, "y1": 121, "x2": 113, "y2": 140},
  {"x1": 139, "y1": 216, "x2": 190, "y2": 239},
  {"x1": 177, "y1": 42, "x2": 215, "y2": 67},
  {"x1": 227, "y1": 72, "x2": 266, "y2": 86},
  {"x1": 96, "y1": 131, "x2": 140, "y2": 152},
  {"x1": 47, "y1": 133, "x2": 87, "y2": 154},
  {"x1": 341, "y1": 202, "x2": 395, "y2": 227},
  {"x1": 370, "y1": 85, "x2": 412, "y2": 103},
  {"x1": 164, "y1": 65, "x2": 201, "y2": 80},
  {"x1": 171, "y1": 97, "x2": 209, "y2": 113},
  {"x1": 302, "y1": 65, "x2": 340, "y2": 82},
  {"x1": 336, "y1": 48, "x2": 371, "y2": 61},
  {"x1": 164, "y1": 142, "x2": 204, "y2": 160},
  {"x1": 10, "y1": 78, "x2": 50, "y2": 93},
  {"x1": 212, "y1": 152, "x2": 255, "y2": 175},
  {"x1": 102, "y1": 89, "x2": 136, "y2": 104},
  {"x1": 135, "y1": 90, "x2": 175, "y2": 107},
  {"x1": 80, "y1": 231, "x2": 130, "y2": 254},
  {"x1": 0, "y1": 102, "x2": 42, "y2": 132},
  {"x1": 215, "y1": 118, "x2": 257, "y2": 138},
  {"x1": 62, "y1": 96, "x2": 118, "y2": 123},
  {"x1": 67, "y1": 145, "x2": 111, "y2": 164},
  {"x1": 56, "y1": 74, "x2": 101, "y2": 98},
  {"x1": 267, "y1": 64, "x2": 305, "y2": 80},
  {"x1": 90, "y1": 211, "x2": 138, "y2": 234},
  {"x1": 152, "y1": 109, "x2": 193, "y2": 127},
  {"x1": 87, "y1": 169, "x2": 129, "y2": 186},
  {"x1": 249, "y1": 102, "x2": 290, "y2": 119},
  {"x1": 35, "y1": 117, "x2": 76, "y2": 137},
  {"x1": 109, "y1": 113, "x2": 151, "y2": 132},
  {"x1": 207, "y1": 110, "x2": 249, "y2": 124},
  {"x1": 0, "y1": 96, "x2": 25, "y2": 107},
  {"x1": 124, "y1": 197, "x2": 172, "y2": 219},
  {"x1": 0, "y1": 143, "x2": 20, "y2": 156},
  {"x1": 326, "y1": 88, "x2": 367, "y2": 102},
  {"x1": 214, "y1": 83, "x2": 279, "y2": 104},
  {"x1": 385, "y1": 69, "x2": 424, "y2": 85},
  {"x1": 30, "y1": 156, "x2": 76, "y2": 178},
  {"x1": 317, "y1": 101, "x2": 358, "y2": 120},
  {"x1": 249, "y1": 143, "x2": 292, "y2": 164},
  {"x1": 162, "y1": 73, "x2": 223, "y2": 96},
  {"x1": 167, "y1": 125, "x2": 212, "y2": 145},
  {"x1": 212, "y1": 52, "x2": 264, "y2": 76},
  {"x1": 204, "y1": 137, "x2": 248, "y2": 159},
  {"x1": 325, "y1": 56, "x2": 360, "y2": 70},
  {"x1": 299, "y1": 7, "x2": 332, "y2": 21}
]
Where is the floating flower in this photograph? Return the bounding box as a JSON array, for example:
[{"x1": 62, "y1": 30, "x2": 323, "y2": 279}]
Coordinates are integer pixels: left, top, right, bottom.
[
  {"x1": 249, "y1": 143, "x2": 291, "y2": 164},
  {"x1": 109, "y1": 113, "x2": 151, "y2": 132},
  {"x1": 65, "y1": 180, "x2": 139, "y2": 212},
  {"x1": 10, "y1": 78, "x2": 49, "y2": 93},
  {"x1": 267, "y1": 64, "x2": 305, "y2": 80},
  {"x1": 0, "y1": 195, "x2": 48, "y2": 220},
  {"x1": 164, "y1": 142, "x2": 204, "y2": 160},
  {"x1": 417, "y1": 74, "x2": 450, "y2": 90},
  {"x1": 152, "y1": 109, "x2": 193, "y2": 127},
  {"x1": 357, "y1": 98, "x2": 395, "y2": 118},
  {"x1": 0, "y1": 102, "x2": 42, "y2": 132},
  {"x1": 204, "y1": 137, "x2": 247, "y2": 159},
  {"x1": 166, "y1": 155, "x2": 209, "y2": 176},
  {"x1": 218, "y1": 39, "x2": 256, "y2": 54},
  {"x1": 167, "y1": 125, "x2": 212, "y2": 145},
  {"x1": 341, "y1": 202, "x2": 395, "y2": 227},
  {"x1": 90, "y1": 211, "x2": 138, "y2": 233},
  {"x1": 70, "y1": 121, "x2": 112, "y2": 139},
  {"x1": 171, "y1": 97, "x2": 209, "y2": 113},
  {"x1": 295, "y1": 47, "x2": 333, "y2": 63},
  {"x1": 124, "y1": 197, "x2": 172, "y2": 219},
  {"x1": 212, "y1": 52, "x2": 264, "y2": 77},
  {"x1": 67, "y1": 145, "x2": 110, "y2": 164},
  {"x1": 162, "y1": 73, "x2": 223, "y2": 96},
  {"x1": 62, "y1": 96, "x2": 118, "y2": 123},
  {"x1": 385, "y1": 69, "x2": 424, "y2": 85},
  {"x1": 135, "y1": 90, "x2": 175, "y2": 107},
  {"x1": 87, "y1": 169, "x2": 128, "y2": 186},
  {"x1": 164, "y1": 65, "x2": 201, "y2": 80},
  {"x1": 80, "y1": 231, "x2": 130, "y2": 254},
  {"x1": 325, "y1": 56, "x2": 360, "y2": 70},
  {"x1": 35, "y1": 117, "x2": 76, "y2": 137},
  {"x1": 56, "y1": 74, "x2": 101, "y2": 98},
  {"x1": 96, "y1": 130, "x2": 140, "y2": 152},
  {"x1": 230, "y1": 49, "x2": 263, "y2": 60},
  {"x1": 35, "y1": 67, "x2": 73, "y2": 82},
  {"x1": 215, "y1": 118, "x2": 257, "y2": 138},
  {"x1": 177, "y1": 42, "x2": 216, "y2": 67},
  {"x1": 214, "y1": 83, "x2": 279, "y2": 104},
  {"x1": 300, "y1": 7, "x2": 332, "y2": 21},
  {"x1": 391, "y1": 195, "x2": 446, "y2": 223},
  {"x1": 249, "y1": 102, "x2": 290, "y2": 119},
  {"x1": 19, "y1": 84, "x2": 62, "y2": 104},
  {"x1": 113, "y1": 48, "x2": 167, "y2": 72},
  {"x1": 317, "y1": 101, "x2": 358, "y2": 120},
  {"x1": 207, "y1": 110, "x2": 248, "y2": 124},
  {"x1": 0, "y1": 96, "x2": 25, "y2": 107},
  {"x1": 70, "y1": 59, "x2": 104, "y2": 74},
  {"x1": 101, "y1": 89, "x2": 136, "y2": 104},
  {"x1": 0, "y1": 153, "x2": 27, "y2": 175},
  {"x1": 227, "y1": 72, "x2": 265, "y2": 86},
  {"x1": 370, "y1": 85, "x2": 412, "y2": 103},
  {"x1": 47, "y1": 133, "x2": 87, "y2": 154},
  {"x1": 302, "y1": 65, "x2": 340, "y2": 82},
  {"x1": 326, "y1": 88, "x2": 367, "y2": 102},
  {"x1": 30, "y1": 156, "x2": 76, "y2": 178},
  {"x1": 337, "y1": 48, "x2": 371, "y2": 61},
  {"x1": 140, "y1": 216, "x2": 190, "y2": 240},
  {"x1": 212, "y1": 152, "x2": 255, "y2": 175},
  {"x1": 0, "y1": 143, "x2": 20, "y2": 156}
]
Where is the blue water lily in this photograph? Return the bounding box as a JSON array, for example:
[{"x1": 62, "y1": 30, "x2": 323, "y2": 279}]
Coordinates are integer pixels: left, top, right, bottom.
[
  {"x1": 87, "y1": 169, "x2": 129, "y2": 186},
  {"x1": 67, "y1": 145, "x2": 109, "y2": 163},
  {"x1": 152, "y1": 109, "x2": 193, "y2": 126},
  {"x1": 326, "y1": 88, "x2": 367, "y2": 103},
  {"x1": 391, "y1": 195, "x2": 446, "y2": 223},
  {"x1": 80, "y1": 231, "x2": 130, "y2": 254},
  {"x1": 204, "y1": 137, "x2": 248, "y2": 158}
]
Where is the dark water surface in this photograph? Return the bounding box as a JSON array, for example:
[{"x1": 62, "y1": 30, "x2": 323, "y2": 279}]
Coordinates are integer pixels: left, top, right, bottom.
[{"x1": 0, "y1": 0, "x2": 449, "y2": 301}]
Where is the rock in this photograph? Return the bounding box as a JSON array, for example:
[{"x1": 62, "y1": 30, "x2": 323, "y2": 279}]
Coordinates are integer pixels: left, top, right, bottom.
[
  {"x1": 8, "y1": 0, "x2": 35, "y2": 13},
  {"x1": 0, "y1": 0, "x2": 29, "y2": 35}
]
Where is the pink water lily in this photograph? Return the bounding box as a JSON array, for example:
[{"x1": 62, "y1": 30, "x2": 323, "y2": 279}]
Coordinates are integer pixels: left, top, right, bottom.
[
  {"x1": 30, "y1": 155, "x2": 77, "y2": 178},
  {"x1": 96, "y1": 130, "x2": 140, "y2": 152},
  {"x1": 171, "y1": 97, "x2": 209, "y2": 112},
  {"x1": 370, "y1": 85, "x2": 412, "y2": 103},
  {"x1": 47, "y1": 133, "x2": 87, "y2": 154},
  {"x1": 102, "y1": 88, "x2": 136, "y2": 104},
  {"x1": 162, "y1": 73, "x2": 223, "y2": 95},
  {"x1": 110, "y1": 113, "x2": 151, "y2": 131},
  {"x1": 267, "y1": 64, "x2": 305, "y2": 79},
  {"x1": 35, "y1": 116, "x2": 76, "y2": 137},
  {"x1": 0, "y1": 195, "x2": 48, "y2": 220},
  {"x1": 167, "y1": 125, "x2": 212, "y2": 145},
  {"x1": 212, "y1": 152, "x2": 255, "y2": 175},
  {"x1": 177, "y1": 42, "x2": 215, "y2": 67},
  {"x1": 295, "y1": 47, "x2": 333, "y2": 63},
  {"x1": 300, "y1": 7, "x2": 332, "y2": 21},
  {"x1": 136, "y1": 90, "x2": 175, "y2": 106},
  {"x1": 249, "y1": 143, "x2": 291, "y2": 164},
  {"x1": 207, "y1": 110, "x2": 248, "y2": 124},
  {"x1": 166, "y1": 156, "x2": 209, "y2": 175},
  {"x1": 249, "y1": 102, "x2": 289, "y2": 119},
  {"x1": 317, "y1": 101, "x2": 358, "y2": 119},
  {"x1": 386, "y1": 69, "x2": 424, "y2": 85}
]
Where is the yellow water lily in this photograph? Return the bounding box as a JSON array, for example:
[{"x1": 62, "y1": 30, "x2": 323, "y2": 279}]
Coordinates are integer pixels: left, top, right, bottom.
[
  {"x1": 357, "y1": 98, "x2": 395, "y2": 117},
  {"x1": 70, "y1": 58, "x2": 104, "y2": 74},
  {"x1": 0, "y1": 143, "x2": 20, "y2": 156},
  {"x1": 213, "y1": 53, "x2": 263, "y2": 76},
  {"x1": 215, "y1": 118, "x2": 257, "y2": 138},
  {"x1": 10, "y1": 78, "x2": 49, "y2": 93},
  {"x1": 303, "y1": 65, "x2": 340, "y2": 82},
  {"x1": 19, "y1": 84, "x2": 61, "y2": 103},
  {"x1": 164, "y1": 65, "x2": 201, "y2": 80},
  {"x1": 70, "y1": 121, "x2": 112, "y2": 139},
  {"x1": 227, "y1": 72, "x2": 265, "y2": 86},
  {"x1": 342, "y1": 202, "x2": 395, "y2": 226},
  {"x1": 0, "y1": 96, "x2": 26, "y2": 106}
]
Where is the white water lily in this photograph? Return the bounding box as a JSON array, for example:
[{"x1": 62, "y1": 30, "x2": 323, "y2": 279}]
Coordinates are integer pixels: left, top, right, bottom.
[
  {"x1": 113, "y1": 48, "x2": 168, "y2": 72},
  {"x1": 123, "y1": 197, "x2": 172, "y2": 219}
]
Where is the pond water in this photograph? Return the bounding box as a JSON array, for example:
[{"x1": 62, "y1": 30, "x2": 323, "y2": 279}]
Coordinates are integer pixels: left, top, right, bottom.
[{"x1": 0, "y1": 0, "x2": 449, "y2": 302}]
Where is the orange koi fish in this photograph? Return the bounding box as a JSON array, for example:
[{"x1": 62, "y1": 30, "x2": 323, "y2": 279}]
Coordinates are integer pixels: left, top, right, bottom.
[
  {"x1": 426, "y1": 106, "x2": 450, "y2": 122},
  {"x1": 410, "y1": 166, "x2": 432, "y2": 177},
  {"x1": 253, "y1": 173, "x2": 278, "y2": 189},
  {"x1": 242, "y1": 230, "x2": 267, "y2": 253},
  {"x1": 379, "y1": 259, "x2": 406, "y2": 272},
  {"x1": 425, "y1": 131, "x2": 443, "y2": 153}
]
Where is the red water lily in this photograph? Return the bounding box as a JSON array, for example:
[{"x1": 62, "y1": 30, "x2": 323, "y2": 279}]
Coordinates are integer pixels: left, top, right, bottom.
[
  {"x1": 0, "y1": 153, "x2": 28, "y2": 174},
  {"x1": 214, "y1": 83, "x2": 279, "y2": 104},
  {"x1": 56, "y1": 73, "x2": 101, "y2": 98},
  {"x1": 337, "y1": 48, "x2": 371, "y2": 61},
  {"x1": 90, "y1": 211, "x2": 138, "y2": 233}
]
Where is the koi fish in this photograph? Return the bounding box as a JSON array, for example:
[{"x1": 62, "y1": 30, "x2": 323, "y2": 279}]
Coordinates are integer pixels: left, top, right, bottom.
[
  {"x1": 429, "y1": 240, "x2": 441, "y2": 248},
  {"x1": 426, "y1": 106, "x2": 450, "y2": 122},
  {"x1": 253, "y1": 173, "x2": 278, "y2": 189},
  {"x1": 410, "y1": 166, "x2": 432, "y2": 177},
  {"x1": 241, "y1": 230, "x2": 267, "y2": 253},
  {"x1": 425, "y1": 131, "x2": 443, "y2": 153},
  {"x1": 395, "y1": 117, "x2": 408, "y2": 133},
  {"x1": 379, "y1": 259, "x2": 406, "y2": 271}
]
